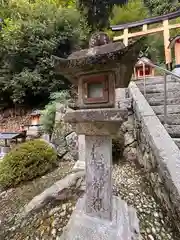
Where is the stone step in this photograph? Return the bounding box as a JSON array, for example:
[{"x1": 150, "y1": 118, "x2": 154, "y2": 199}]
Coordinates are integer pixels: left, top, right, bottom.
[
  {"x1": 165, "y1": 125, "x2": 180, "y2": 138},
  {"x1": 152, "y1": 105, "x2": 180, "y2": 115},
  {"x1": 145, "y1": 91, "x2": 180, "y2": 99},
  {"x1": 135, "y1": 75, "x2": 175, "y2": 86},
  {"x1": 158, "y1": 114, "x2": 180, "y2": 125},
  {"x1": 172, "y1": 138, "x2": 180, "y2": 148},
  {"x1": 138, "y1": 83, "x2": 180, "y2": 94},
  {"x1": 148, "y1": 97, "x2": 180, "y2": 106}
]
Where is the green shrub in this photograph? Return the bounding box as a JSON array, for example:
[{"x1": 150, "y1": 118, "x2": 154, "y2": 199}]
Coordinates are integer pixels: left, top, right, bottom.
[
  {"x1": 0, "y1": 139, "x2": 58, "y2": 188},
  {"x1": 40, "y1": 90, "x2": 71, "y2": 137}
]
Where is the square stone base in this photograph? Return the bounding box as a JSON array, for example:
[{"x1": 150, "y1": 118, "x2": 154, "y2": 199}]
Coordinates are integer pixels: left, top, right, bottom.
[{"x1": 60, "y1": 195, "x2": 140, "y2": 240}]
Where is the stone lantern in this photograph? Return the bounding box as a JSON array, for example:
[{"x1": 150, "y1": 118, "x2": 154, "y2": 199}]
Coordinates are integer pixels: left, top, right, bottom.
[
  {"x1": 54, "y1": 32, "x2": 142, "y2": 239},
  {"x1": 169, "y1": 35, "x2": 180, "y2": 76}
]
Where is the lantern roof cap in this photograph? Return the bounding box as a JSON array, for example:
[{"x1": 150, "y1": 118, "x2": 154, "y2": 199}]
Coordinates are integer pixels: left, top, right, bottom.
[
  {"x1": 168, "y1": 35, "x2": 180, "y2": 48},
  {"x1": 54, "y1": 33, "x2": 143, "y2": 87}
]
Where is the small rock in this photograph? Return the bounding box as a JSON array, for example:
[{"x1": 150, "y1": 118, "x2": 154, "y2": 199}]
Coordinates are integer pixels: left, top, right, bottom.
[
  {"x1": 148, "y1": 234, "x2": 154, "y2": 240},
  {"x1": 51, "y1": 228, "x2": 57, "y2": 237},
  {"x1": 52, "y1": 219, "x2": 59, "y2": 227},
  {"x1": 60, "y1": 211, "x2": 66, "y2": 217},
  {"x1": 153, "y1": 212, "x2": 159, "y2": 218},
  {"x1": 62, "y1": 204, "x2": 66, "y2": 211},
  {"x1": 151, "y1": 227, "x2": 156, "y2": 234},
  {"x1": 49, "y1": 207, "x2": 61, "y2": 216}
]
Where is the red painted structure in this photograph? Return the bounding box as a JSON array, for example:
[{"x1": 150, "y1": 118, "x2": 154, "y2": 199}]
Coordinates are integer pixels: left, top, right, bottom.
[
  {"x1": 134, "y1": 58, "x2": 155, "y2": 79},
  {"x1": 169, "y1": 35, "x2": 180, "y2": 68}
]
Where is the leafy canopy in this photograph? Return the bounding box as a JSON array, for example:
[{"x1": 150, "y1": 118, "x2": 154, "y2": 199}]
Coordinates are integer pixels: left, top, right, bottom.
[{"x1": 0, "y1": 0, "x2": 89, "y2": 107}]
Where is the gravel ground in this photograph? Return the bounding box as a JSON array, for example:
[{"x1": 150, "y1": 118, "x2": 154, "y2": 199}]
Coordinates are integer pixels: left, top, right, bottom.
[
  {"x1": 0, "y1": 160, "x2": 179, "y2": 240},
  {"x1": 113, "y1": 160, "x2": 180, "y2": 240}
]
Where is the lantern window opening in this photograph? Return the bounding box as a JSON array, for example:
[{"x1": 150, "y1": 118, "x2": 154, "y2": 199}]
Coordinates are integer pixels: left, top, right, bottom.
[{"x1": 82, "y1": 74, "x2": 109, "y2": 104}]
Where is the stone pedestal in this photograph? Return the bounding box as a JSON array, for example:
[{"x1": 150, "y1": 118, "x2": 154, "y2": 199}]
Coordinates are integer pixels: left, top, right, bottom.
[
  {"x1": 60, "y1": 196, "x2": 140, "y2": 240},
  {"x1": 86, "y1": 135, "x2": 112, "y2": 220},
  {"x1": 60, "y1": 108, "x2": 140, "y2": 239},
  {"x1": 74, "y1": 135, "x2": 85, "y2": 170}
]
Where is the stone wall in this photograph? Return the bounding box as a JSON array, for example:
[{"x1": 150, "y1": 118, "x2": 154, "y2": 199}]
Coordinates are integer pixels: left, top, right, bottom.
[{"x1": 128, "y1": 82, "x2": 180, "y2": 232}]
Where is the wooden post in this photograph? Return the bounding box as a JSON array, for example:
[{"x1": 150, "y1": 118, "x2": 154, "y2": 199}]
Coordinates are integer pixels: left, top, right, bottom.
[
  {"x1": 163, "y1": 19, "x2": 172, "y2": 65},
  {"x1": 123, "y1": 28, "x2": 129, "y2": 46},
  {"x1": 142, "y1": 24, "x2": 148, "y2": 32}
]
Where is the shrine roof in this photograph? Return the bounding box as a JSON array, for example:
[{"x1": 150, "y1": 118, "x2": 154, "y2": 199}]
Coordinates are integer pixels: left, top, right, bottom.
[{"x1": 169, "y1": 35, "x2": 180, "y2": 48}]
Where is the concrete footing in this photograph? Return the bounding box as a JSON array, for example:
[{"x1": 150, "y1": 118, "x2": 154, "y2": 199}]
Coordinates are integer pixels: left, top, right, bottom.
[{"x1": 59, "y1": 195, "x2": 140, "y2": 240}]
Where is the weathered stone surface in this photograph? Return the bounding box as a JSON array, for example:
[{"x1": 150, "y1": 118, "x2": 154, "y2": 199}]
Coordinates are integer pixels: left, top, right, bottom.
[
  {"x1": 60, "y1": 196, "x2": 140, "y2": 240},
  {"x1": 148, "y1": 97, "x2": 180, "y2": 106},
  {"x1": 64, "y1": 108, "x2": 128, "y2": 124},
  {"x1": 123, "y1": 147, "x2": 137, "y2": 162},
  {"x1": 158, "y1": 114, "x2": 180, "y2": 125},
  {"x1": 56, "y1": 146, "x2": 67, "y2": 158},
  {"x1": 146, "y1": 90, "x2": 180, "y2": 100},
  {"x1": 135, "y1": 75, "x2": 171, "y2": 86},
  {"x1": 75, "y1": 122, "x2": 121, "y2": 135},
  {"x1": 124, "y1": 132, "x2": 136, "y2": 147},
  {"x1": 62, "y1": 152, "x2": 75, "y2": 162},
  {"x1": 152, "y1": 105, "x2": 180, "y2": 115},
  {"x1": 138, "y1": 82, "x2": 180, "y2": 94},
  {"x1": 173, "y1": 138, "x2": 180, "y2": 149},
  {"x1": 65, "y1": 132, "x2": 78, "y2": 160},
  {"x1": 121, "y1": 115, "x2": 134, "y2": 133},
  {"x1": 164, "y1": 125, "x2": 180, "y2": 138},
  {"x1": 54, "y1": 38, "x2": 142, "y2": 88},
  {"x1": 19, "y1": 170, "x2": 85, "y2": 219},
  {"x1": 129, "y1": 81, "x2": 180, "y2": 232},
  {"x1": 172, "y1": 67, "x2": 180, "y2": 77},
  {"x1": 85, "y1": 135, "x2": 112, "y2": 220},
  {"x1": 50, "y1": 103, "x2": 78, "y2": 161}
]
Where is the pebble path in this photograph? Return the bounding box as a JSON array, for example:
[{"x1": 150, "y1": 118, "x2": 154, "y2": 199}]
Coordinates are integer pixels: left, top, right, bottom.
[
  {"x1": 113, "y1": 161, "x2": 180, "y2": 240},
  {"x1": 1, "y1": 160, "x2": 180, "y2": 239}
]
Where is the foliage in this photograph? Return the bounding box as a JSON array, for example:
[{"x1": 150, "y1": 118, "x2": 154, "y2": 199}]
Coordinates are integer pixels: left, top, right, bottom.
[
  {"x1": 110, "y1": 0, "x2": 148, "y2": 26},
  {"x1": 0, "y1": 0, "x2": 89, "y2": 106},
  {"x1": 143, "y1": 1, "x2": 180, "y2": 65},
  {"x1": 109, "y1": 0, "x2": 180, "y2": 65},
  {"x1": 0, "y1": 139, "x2": 58, "y2": 188},
  {"x1": 144, "y1": 0, "x2": 180, "y2": 16},
  {"x1": 40, "y1": 90, "x2": 71, "y2": 136},
  {"x1": 108, "y1": 0, "x2": 149, "y2": 55},
  {"x1": 78, "y1": 0, "x2": 127, "y2": 31}
]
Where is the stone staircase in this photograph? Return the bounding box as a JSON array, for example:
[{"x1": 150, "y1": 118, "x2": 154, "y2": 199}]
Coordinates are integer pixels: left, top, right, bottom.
[{"x1": 135, "y1": 76, "x2": 180, "y2": 149}]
